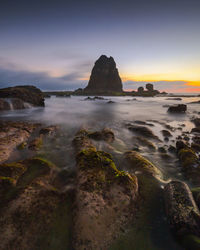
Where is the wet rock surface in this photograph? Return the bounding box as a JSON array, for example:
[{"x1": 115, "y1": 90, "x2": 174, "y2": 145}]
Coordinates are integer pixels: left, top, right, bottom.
[
  {"x1": 164, "y1": 181, "x2": 200, "y2": 248},
  {"x1": 1, "y1": 94, "x2": 200, "y2": 249},
  {"x1": 0, "y1": 156, "x2": 73, "y2": 250},
  {"x1": 72, "y1": 129, "x2": 138, "y2": 250},
  {"x1": 127, "y1": 124, "x2": 159, "y2": 140},
  {"x1": 168, "y1": 104, "x2": 187, "y2": 113},
  {"x1": 0, "y1": 85, "x2": 45, "y2": 109},
  {"x1": 0, "y1": 121, "x2": 40, "y2": 163},
  {"x1": 176, "y1": 141, "x2": 200, "y2": 184},
  {"x1": 123, "y1": 150, "x2": 161, "y2": 177}
]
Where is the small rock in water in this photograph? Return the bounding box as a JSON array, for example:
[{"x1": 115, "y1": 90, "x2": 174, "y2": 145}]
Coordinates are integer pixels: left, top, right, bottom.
[
  {"x1": 192, "y1": 118, "x2": 200, "y2": 127},
  {"x1": 191, "y1": 127, "x2": 200, "y2": 133},
  {"x1": 158, "y1": 147, "x2": 167, "y2": 153},
  {"x1": 168, "y1": 145, "x2": 176, "y2": 153},
  {"x1": 107, "y1": 100, "x2": 115, "y2": 104},
  {"x1": 167, "y1": 104, "x2": 187, "y2": 113},
  {"x1": 161, "y1": 130, "x2": 172, "y2": 137},
  {"x1": 127, "y1": 124, "x2": 159, "y2": 140},
  {"x1": 165, "y1": 97, "x2": 182, "y2": 100}
]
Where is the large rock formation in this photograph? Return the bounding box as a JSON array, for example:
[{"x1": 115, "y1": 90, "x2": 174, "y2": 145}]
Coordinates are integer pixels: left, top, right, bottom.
[
  {"x1": 84, "y1": 55, "x2": 123, "y2": 93},
  {"x1": 0, "y1": 85, "x2": 45, "y2": 110}
]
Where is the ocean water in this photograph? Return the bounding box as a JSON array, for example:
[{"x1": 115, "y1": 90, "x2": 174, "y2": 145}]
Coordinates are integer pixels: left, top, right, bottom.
[{"x1": 1, "y1": 95, "x2": 200, "y2": 250}]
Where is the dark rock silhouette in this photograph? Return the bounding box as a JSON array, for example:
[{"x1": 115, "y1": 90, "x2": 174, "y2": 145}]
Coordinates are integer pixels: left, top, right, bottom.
[
  {"x1": 0, "y1": 85, "x2": 44, "y2": 110},
  {"x1": 168, "y1": 104, "x2": 187, "y2": 113},
  {"x1": 146, "y1": 83, "x2": 154, "y2": 92},
  {"x1": 84, "y1": 55, "x2": 123, "y2": 93},
  {"x1": 134, "y1": 83, "x2": 160, "y2": 96},
  {"x1": 137, "y1": 86, "x2": 144, "y2": 94}
]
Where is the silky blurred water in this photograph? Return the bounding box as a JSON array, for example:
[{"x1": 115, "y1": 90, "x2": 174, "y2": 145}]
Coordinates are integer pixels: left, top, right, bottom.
[{"x1": 1, "y1": 95, "x2": 200, "y2": 250}]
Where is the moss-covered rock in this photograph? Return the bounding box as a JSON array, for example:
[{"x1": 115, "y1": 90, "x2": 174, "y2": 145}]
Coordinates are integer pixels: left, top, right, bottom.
[
  {"x1": 0, "y1": 155, "x2": 73, "y2": 250},
  {"x1": 88, "y1": 128, "x2": 115, "y2": 143},
  {"x1": 0, "y1": 162, "x2": 26, "y2": 179},
  {"x1": 177, "y1": 146, "x2": 200, "y2": 183},
  {"x1": 16, "y1": 157, "x2": 53, "y2": 189},
  {"x1": 77, "y1": 148, "x2": 136, "y2": 191},
  {"x1": 123, "y1": 150, "x2": 161, "y2": 177},
  {"x1": 0, "y1": 176, "x2": 15, "y2": 187},
  {"x1": 72, "y1": 129, "x2": 138, "y2": 250},
  {"x1": 72, "y1": 129, "x2": 95, "y2": 153},
  {"x1": 28, "y1": 136, "x2": 43, "y2": 150},
  {"x1": 134, "y1": 136, "x2": 156, "y2": 150},
  {"x1": 192, "y1": 187, "x2": 200, "y2": 209},
  {"x1": 0, "y1": 121, "x2": 40, "y2": 163},
  {"x1": 17, "y1": 142, "x2": 27, "y2": 150},
  {"x1": 164, "y1": 181, "x2": 200, "y2": 245},
  {"x1": 127, "y1": 124, "x2": 159, "y2": 140}
]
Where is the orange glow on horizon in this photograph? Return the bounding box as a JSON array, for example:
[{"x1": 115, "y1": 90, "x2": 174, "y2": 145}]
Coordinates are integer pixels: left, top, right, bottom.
[{"x1": 185, "y1": 81, "x2": 200, "y2": 87}]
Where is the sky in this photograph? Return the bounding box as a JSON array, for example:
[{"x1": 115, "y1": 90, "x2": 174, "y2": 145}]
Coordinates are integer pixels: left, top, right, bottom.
[{"x1": 0, "y1": 0, "x2": 200, "y2": 92}]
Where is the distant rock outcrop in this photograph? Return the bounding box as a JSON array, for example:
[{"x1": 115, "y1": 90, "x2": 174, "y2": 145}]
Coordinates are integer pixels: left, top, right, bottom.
[
  {"x1": 135, "y1": 83, "x2": 160, "y2": 96},
  {"x1": 0, "y1": 85, "x2": 44, "y2": 110},
  {"x1": 84, "y1": 55, "x2": 123, "y2": 93}
]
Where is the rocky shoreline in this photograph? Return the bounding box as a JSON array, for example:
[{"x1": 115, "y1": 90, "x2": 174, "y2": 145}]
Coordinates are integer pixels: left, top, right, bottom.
[
  {"x1": 0, "y1": 116, "x2": 200, "y2": 249},
  {"x1": 1, "y1": 82, "x2": 200, "y2": 249}
]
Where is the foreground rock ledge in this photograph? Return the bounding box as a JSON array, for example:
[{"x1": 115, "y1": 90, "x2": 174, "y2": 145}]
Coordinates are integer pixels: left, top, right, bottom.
[
  {"x1": 72, "y1": 129, "x2": 138, "y2": 250},
  {"x1": 0, "y1": 157, "x2": 72, "y2": 249},
  {"x1": 164, "y1": 181, "x2": 200, "y2": 249},
  {"x1": 0, "y1": 121, "x2": 40, "y2": 163}
]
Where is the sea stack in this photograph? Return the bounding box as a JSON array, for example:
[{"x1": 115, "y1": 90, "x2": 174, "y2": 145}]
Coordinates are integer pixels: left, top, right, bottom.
[{"x1": 84, "y1": 55, "x2": 123, "y2": 94}]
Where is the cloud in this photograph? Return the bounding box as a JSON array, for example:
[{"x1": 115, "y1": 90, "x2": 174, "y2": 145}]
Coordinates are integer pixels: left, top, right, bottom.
[
  {"x1": 0, "y1": 56, "x2": 91, "y2": 90},
  {"x1": 0, "y1": 66, "x2": 87, "y2": 91}
]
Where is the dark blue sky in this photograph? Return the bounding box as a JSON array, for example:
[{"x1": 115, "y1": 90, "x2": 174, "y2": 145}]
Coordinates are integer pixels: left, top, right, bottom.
[{"x1": 0, "y1": 0, "x2": 200, "y2": 92}]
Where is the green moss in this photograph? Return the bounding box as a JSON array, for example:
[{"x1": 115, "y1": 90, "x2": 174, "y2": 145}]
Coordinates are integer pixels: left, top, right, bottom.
[
  {"x1": 191, "y1": 187, "x2": 200, "y2": 196},
  {"x1": 77, "y1": 148, "x2": 136, "y2": 189},
  {"x1": 178, "y1": 148, "x2": 198, "y2": 169},
  {"x1": 125, "y1": 151, "x2": 160, "y2": 176},
  {"x1": 0, "y1": 176, "x2": 15, "y2": 184},
  {"x1": 17, "y1": 157, "x2": 54, "y2": 189},
  {"x1": 17, "y1": 142, "x2": 27, "y2": 150},
  {"x1": 0, "y1": 162, "x2": 26, "y2": 178},
  {"x1": 182, "y1": 235, "x2": 200, "y2": 250}
]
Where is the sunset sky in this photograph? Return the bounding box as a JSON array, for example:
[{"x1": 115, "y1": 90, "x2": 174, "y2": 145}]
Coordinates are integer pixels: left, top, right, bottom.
[{"x1": 0, "y1": 0, "x2": 200, "y2": 92}]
